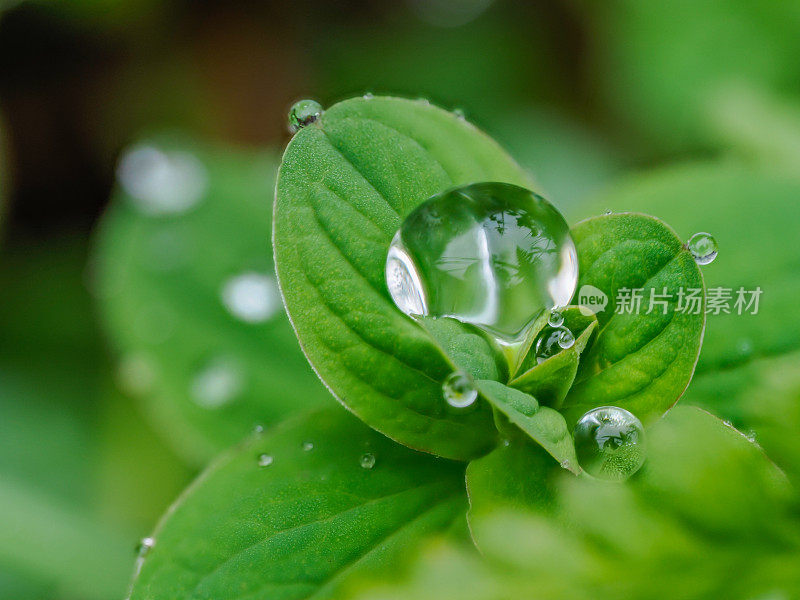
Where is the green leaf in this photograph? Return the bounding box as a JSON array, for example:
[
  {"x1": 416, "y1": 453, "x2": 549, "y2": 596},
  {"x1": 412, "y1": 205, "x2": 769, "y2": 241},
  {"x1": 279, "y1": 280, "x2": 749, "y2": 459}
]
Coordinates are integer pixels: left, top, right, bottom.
[
  {"x1": 128, "y1": 408, "x2": 467, "y2": 600},
  {"x1": 575, "y1": 165, "x2": 800, "y2": 454},
  {"x1": 274, "y1": 96, "x2": 531, "y2": 459},
  {"x1": 562, "y1": 213, "x2": 705, "y2": 425},
  {"x1": 94, "y1": 137, "x2": 331, "y2": 462},
  {"x1": 509, "y1": 308, "x2": 597, "y2": 408},
  {"x1": 475, "y1": 380, "x2": 579, "y2": 473}
]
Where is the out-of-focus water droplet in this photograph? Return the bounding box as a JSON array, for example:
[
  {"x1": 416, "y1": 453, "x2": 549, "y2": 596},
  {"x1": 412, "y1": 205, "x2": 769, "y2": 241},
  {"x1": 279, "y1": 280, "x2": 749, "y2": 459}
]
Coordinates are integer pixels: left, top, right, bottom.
[
  {"x1": 136, "y1": 537, "x2": 155, "y2": 556},
  {"x1": 190, "y1": 356, "x2": 243, "y2": 409},
  {"x1": 442, "y1": 370, "x2": 478, "y2": 409},
  {"x1": 687, "y1": 232, "x2": 718, "y2": 265},
  {"x1": 360, "y1": 453, "x2": 376, "y2": 469},
  {"x1": 534, "y1": 325, "x2": 575, "y2": 363},
  {"x1": 258, "y1": 454, "x2": 274, "y2": 467},
  {"x1": 221, "y1": 272, "x2": 280, "y2": 324},
  {"x1": 574, "y1": 406, "x2": 646, "y2": 481},
  {"x1": 117, "y1": 354, "x2": 156, "y2": 396},
  {"x1": 117, "y1": 144, "x2": 207, "y2": 216},
  {"x1": 302, "y1": 441, "x2": 314, "y2": 452},
  {"x1": 288, "y1": 99, "x2": 323, "y2": 133},
  {"x1": 385, "y1": 182, "x2": 577, "y2": 345},
  {"x1": 547, "y1": 309, "x2": 564, "y2": 328}
]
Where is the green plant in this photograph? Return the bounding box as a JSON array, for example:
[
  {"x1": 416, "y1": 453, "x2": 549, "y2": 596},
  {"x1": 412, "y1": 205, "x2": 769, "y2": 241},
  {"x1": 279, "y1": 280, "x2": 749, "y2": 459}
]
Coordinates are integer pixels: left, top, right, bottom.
[{"x1": 121, "y1": 97, "x2": 794, "y2": 599}]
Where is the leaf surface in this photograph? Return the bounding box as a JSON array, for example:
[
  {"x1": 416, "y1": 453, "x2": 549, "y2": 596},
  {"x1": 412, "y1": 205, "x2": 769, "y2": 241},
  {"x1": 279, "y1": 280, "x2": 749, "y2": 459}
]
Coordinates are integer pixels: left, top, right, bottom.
[
  {"x1": 274, "y1": 96, "x2": 531, "y2": 459},
  {"x1": 128, "y1": 408, "x2": 467, "y2": 600}
]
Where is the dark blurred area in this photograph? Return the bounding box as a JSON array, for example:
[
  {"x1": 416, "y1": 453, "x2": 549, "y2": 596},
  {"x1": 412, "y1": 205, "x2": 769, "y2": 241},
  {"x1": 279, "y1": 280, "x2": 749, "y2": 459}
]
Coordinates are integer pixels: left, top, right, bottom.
[{"x1": 0, "y1": 0, "x2": 589, "y2": 236}]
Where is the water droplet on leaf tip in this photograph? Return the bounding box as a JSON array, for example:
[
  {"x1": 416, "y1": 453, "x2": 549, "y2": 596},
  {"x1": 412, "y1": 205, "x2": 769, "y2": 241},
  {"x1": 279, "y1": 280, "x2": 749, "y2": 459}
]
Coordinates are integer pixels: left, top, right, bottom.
[
  {"x1": 360, "y1": 453, "x2": 376, "y2": 469},
  {"x1": 573, "y1": 406, "x2": 646, "y2": 482},
  {"x1": 136, "y1": 537, "x2": 155, "y2": 555},
  {"x1": 385, "y1": 182, "x2": 577, "y2": 346},
  {"x1": 258, "y1": 454, "x2": 274, "y2": 467},
  {"x1": 288, "y1": 99, "x2": 324, "y2": 133},
  {"x1": 442, "y1": 370, "x2": 478, "y2": 410},
  {"x1": 687, "y1": 232, "x2": 718, "y2": 265}
]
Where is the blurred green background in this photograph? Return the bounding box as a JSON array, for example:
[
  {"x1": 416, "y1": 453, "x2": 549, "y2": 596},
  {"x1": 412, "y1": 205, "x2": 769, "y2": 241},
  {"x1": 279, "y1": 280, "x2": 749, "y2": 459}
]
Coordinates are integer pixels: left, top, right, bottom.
[{"x1": 1, "y1": 0, "x2": 799, "y2": 598}]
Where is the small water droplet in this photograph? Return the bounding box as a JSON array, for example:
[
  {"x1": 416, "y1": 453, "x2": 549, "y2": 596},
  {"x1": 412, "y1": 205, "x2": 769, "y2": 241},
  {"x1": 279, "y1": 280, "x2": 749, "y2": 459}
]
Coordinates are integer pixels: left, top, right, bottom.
[
  {"x1": 253, "y1": 424, "x2": 265, "y2": 434},
  {"x1": 136, "y1": 537, "x2": 156, "y2": 556},
  {"x1": 190, "y1": 356, "x2": 244, "y2": 409},
  {"x1": 442, "y1": 370, "x2": 478, "y2": 409},
  {"x1": 502, "y1": 439, "x2": 511, "y2": 447},
  {"x1": 687, "y1": 232, "x2": 718, "y2": 265},
  {"x1": 385, "y1": 182, "x2": 578, "y2": 345},
  {"x1": 117, "y1": 144, "x2": 207, "y2": 216},
  {"x1": 573, "y1": 406, "x2": 646, "y2": 481},
  {"x1": 547, "y1": 309, "x2": 564, "y2": 328},
  {"x1": 746, "y1": 430, "x2": 757, "y2": 443},
  {"x1": 534, "y1": 325, "x2": 575, "y2": 363},
  {"x1": 723, "y1": 420, "x2": 733, "y2": 428},
  {"x1": 221, "y1": 272, "x2": 280, "y2": 324},
  {"x1": 453, "y1": 108, "x2": 466, "y2": 120},
  {"x1": 288, "y1": 99, "x2": 324, "y2": 133},
  {"x1": 737, "y1": 338, "x2": 753, "y2": 357},
  {"x1": 258, "y1": 454, "x2": 274, "y2": 467},
  {"x1": 360, "y1": 453, "x2": 376, "y2": 469},
  {"x1": 302, "y1": 441, "x2": 314, "y2": 452},
  {"x1": 559, "y1": 459, "x2": 570, "y2": 470},
  {"x1": 363, "y1": 92, "x2": 374, "y2": 100},
  {"x1": 604, "y1": 209, "x2": 613, "y2": 215}
]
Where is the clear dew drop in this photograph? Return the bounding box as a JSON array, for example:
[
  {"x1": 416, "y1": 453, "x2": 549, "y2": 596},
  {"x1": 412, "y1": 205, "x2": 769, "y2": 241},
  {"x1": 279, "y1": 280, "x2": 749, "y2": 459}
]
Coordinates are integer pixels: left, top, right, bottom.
[
  {"x1": 136, "y1": 537, "x2": 156, "y2": 556},
  {"x1": 534, "y1": 325, "x2": 575, "y2": 364},
  {"x1": 221, "y1": 272, "x2": 280, "y2": 324},
  {"x1": 258, "y1": 454, "x2": 274, "y2": 467},
  {"x1": 687, "y1": 232, "x2": 718, "y2": 265},
  {"x1": 547, "y1": 309, "x2": 564, "y2": 328},
  {"x1": 190, "y1": 356, "x2": 244, "y2": 409},
  {"x1": 442, "y1": 370, "x2": 478, "y2": 410},
  {"x1": 302, "y1": 441, "x2": 314, "y2": 452},
  {"x1": 385, "y1": 182, "x2": 578, "y2": 345},
  {"x1": 288, "y1": 99, "x2": 324, "y2": 133},
  {"x1": 573, "y1": 406, "x2": 646, "y2": 482},
  {"x1": 360, "y1": 453, "x2": 376, "y2": 470},
  {"x1": 117, "y1": 144, "x2": 207, "y2": 216}
]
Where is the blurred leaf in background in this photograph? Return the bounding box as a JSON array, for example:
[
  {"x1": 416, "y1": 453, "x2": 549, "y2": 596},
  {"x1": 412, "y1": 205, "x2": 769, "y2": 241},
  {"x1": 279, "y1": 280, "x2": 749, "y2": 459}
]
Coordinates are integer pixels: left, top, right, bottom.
[
  {"x1": 586, "y1": 0, "x2": 800, "y2": 154},
  {"x1": 0, "y1": 237, "x2": 192, "y2": 600},
  {"x1": 93, "y1": 136, "x2": 332, "y2": 463}
]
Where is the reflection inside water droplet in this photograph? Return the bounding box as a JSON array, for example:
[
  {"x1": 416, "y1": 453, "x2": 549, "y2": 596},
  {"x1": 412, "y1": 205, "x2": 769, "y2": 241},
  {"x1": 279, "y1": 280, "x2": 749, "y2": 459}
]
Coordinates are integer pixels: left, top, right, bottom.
[
  {"x1": 221, "y1": 272, "x2": 280, "y2": 324},
  {"x1": 117, "y1": 144, "x2": 207, "y2": 216},
  {"x1": 573, "y1": 406, "x2": 646, "y2": 481},
  {"x1": 385, "y1": 182, "x2": 578, "y2": 345}
]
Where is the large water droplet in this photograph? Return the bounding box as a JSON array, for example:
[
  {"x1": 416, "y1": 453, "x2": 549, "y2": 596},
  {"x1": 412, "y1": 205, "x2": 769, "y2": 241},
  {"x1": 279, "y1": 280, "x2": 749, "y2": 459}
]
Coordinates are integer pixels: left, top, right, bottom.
[
  {"x1": 360, "y1": 453, "x2": 376, "y2": 469},
  {"x1": 288, "y1": 99, "x2": 323, "y2": 133},
  {"x1": 190, "y1": 356, "x2": 243, "y2": 409},
  {"x1": 573, "y1": 406, "x2": 646, "y2": 481},
  {"x1": 547, "y1": 309, "x2": 564, "y2": 328},
  {"x1": 117, "y1": 144, "x2": 207, "y2": 216},
  {"x1": 687, "y1": 232, "x2": 718, "y2": 265},
  {"x1": 442, "y1": 370, "x2": 478, "y2": 409},
  {"x1": 221, "y1": 272, "x2": 280, "y2": 324},
  {"x1": 534, "y1": 325, "x2": 575, "y2": 364},
  {"x1": 385, "y1": 182, "x2": 577, "y2": 344}
]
